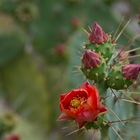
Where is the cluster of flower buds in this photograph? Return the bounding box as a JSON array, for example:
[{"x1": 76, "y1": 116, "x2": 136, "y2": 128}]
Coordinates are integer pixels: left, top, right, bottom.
[{"x1": 81, "y1": 22, "x2": 140, "y2": 90}]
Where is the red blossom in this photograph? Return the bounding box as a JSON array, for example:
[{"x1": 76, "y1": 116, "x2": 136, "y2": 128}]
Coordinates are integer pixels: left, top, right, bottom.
[
  {"x1": 89, "y1": 22, "x2": 108, "y2": 44},
  {"x1": 122, "y1": 64, "x2": 140, "y2": 80},
  {"x1": 82, "y1": 50, "x2": 100, "y2": 69},
  {"x1": 58, "y1": 82, "x2": 107, "y2": 128}
]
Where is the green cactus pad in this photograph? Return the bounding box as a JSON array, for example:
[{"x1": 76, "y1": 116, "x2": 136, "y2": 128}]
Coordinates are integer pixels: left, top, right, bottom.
[
  {"x1": 81, "y1": 63, "x2": 107, "y2": 82},
  {"x1": 86, "y1": 42, "x2": 115, "y2": 61},
  {"x1": 106, "y1": 64, "x2": 132, "y2": 90},
  {"x1": 85, "y1": 115, "x2": 108, "y2": 130}
]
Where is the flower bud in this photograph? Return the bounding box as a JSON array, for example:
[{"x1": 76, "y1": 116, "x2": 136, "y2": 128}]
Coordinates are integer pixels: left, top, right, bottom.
[
  {"x1": 89, "y1": 22, "x2": 108, "y2": 44},
  {"x1": 82, "y1": 50, "x2": 100, "y2": 69},
  {"x1": 122, "y1": 64, "x2": 140, "y2": 80}
]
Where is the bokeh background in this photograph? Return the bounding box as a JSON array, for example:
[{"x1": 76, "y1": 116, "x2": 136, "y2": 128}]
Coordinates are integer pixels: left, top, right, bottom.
[{"x1": 0, "y1": 0, "x2": 140, "y2": 139}]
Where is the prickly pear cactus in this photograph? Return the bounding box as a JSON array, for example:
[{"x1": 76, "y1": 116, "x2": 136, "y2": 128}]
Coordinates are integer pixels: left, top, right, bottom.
[
  {"x1": 81, "y1": 22, "x2": 140, "y2": 139},
  {"x1": 65, "y1": 20, "x2": 140, "y2": 140}
]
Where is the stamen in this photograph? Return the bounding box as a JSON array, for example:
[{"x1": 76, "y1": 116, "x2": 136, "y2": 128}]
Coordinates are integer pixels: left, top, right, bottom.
[{"x1": 70, "y1": 99, "x2": 81, "y2": 108}]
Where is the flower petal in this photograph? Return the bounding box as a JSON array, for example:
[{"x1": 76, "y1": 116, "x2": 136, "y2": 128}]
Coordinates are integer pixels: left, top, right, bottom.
[
  {"x1": 80, "y1": 82, "x2": 99, "y2": 110},
  {"x1": 98, "y1": 103, "x2": 107, "y2": 114}
]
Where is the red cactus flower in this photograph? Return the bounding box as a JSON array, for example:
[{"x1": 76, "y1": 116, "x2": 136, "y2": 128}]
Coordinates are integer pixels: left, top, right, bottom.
[
  {"x1": 5, "y1": 134, "x2": 20, "y2": 140},
  {"x1": 89, "y1": 22, "x2": 108, "y2": 44},
  {"x1": 82, "y1": 50, "x2": 100, "y2": 69},
  {"x1": 58, "y1": 82, "x2": 107, "y2": 128},
  {"x1": 122, "y1": 64, "x2": 140, "y2": 80}
]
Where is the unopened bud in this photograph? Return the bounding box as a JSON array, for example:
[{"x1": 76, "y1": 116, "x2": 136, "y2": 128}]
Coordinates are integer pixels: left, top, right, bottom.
[
  {"x1": 89, "y1": 22, "x2": 108, "y2": 44},
  {"x1": 122, "y1": 64, "x2": 140, "y2": 80},
  {"x1": 82, "y1": 50, "x2": 100, "y2": 69}
]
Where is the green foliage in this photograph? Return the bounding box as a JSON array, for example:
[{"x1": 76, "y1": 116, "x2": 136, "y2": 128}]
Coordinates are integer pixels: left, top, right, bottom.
[
  {"x1": 14, "y1": 118, "x2": 45, "y2": 140},
  {"x1": 0, "y1": 53, "x2": 50, "y2": 129},
  {"x1": 0, "y1": 15, "x2": 26, "y2": 67}
]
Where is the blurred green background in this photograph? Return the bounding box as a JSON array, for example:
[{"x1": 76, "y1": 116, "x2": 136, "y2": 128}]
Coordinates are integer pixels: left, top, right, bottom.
[{"x1": 0, "y1": 0, "x2": 140, "y2": 139}]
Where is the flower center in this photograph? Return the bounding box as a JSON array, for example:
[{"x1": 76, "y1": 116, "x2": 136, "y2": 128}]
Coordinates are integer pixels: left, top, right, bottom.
[{"x1": 70, "y1": 99, "x2": 81, "y2": 108}]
